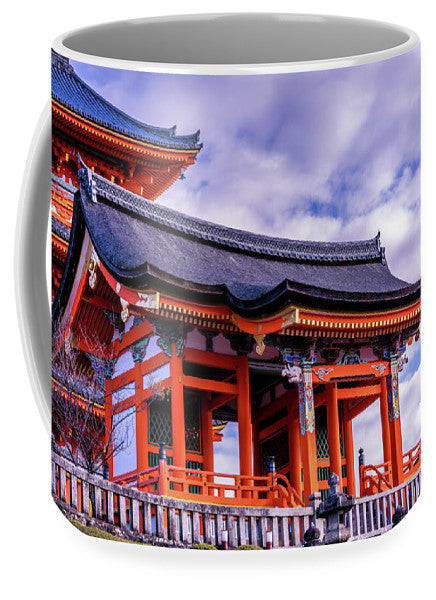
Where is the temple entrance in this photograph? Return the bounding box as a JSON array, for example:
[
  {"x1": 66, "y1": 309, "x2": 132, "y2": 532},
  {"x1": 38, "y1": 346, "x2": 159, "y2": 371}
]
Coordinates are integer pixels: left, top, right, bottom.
[
  {"x1": 249, "y1": 367, "x2": 303, "y2": 500},
  {"x1": 249, "y1": 365, "x2": 352, "y2": 500}
]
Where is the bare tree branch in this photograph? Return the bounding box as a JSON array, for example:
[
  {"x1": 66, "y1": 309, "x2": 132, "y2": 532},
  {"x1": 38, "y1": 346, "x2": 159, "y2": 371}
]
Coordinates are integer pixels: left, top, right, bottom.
[{"x1": 51, "y1": 318, "x2": 146, "y2": 475}]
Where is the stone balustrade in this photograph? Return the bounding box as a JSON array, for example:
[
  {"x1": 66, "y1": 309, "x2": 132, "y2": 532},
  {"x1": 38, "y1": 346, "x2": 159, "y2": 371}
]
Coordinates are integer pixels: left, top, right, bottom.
[
  {"x1": 51, "y1": 453, "x2": 420, "y2": 548},
  {"x1": 349, "y1": 470, "x2": 421, "y2": 540}
]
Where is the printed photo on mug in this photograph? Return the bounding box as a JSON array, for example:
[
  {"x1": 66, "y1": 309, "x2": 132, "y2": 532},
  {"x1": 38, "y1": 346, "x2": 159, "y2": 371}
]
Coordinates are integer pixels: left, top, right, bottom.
[{"x1": 44, "y1": 15, "x2": 421, "y2": 549}]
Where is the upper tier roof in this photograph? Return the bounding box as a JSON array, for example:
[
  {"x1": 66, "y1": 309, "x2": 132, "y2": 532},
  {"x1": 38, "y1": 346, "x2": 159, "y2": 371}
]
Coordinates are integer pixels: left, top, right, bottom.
[
  {"x1": 51, "y1": 50, "x2": 202, "y2": 151},
  {"x1": 56, "y1": 164, "x2": 420, "y2": 319}
]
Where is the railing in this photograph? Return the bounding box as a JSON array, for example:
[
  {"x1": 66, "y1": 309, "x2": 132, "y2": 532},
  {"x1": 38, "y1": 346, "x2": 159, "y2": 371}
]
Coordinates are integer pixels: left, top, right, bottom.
[
  {"x1": 349, "y1": 469, "x2": 421, "y2": 541},
  {"x1": 360, "y1": 461, "x2": 393, "y2": 495},
  {"x1": 112, "y1": 462, "x2": 303, "y2": 508},
  {"x1": 52, "y1": 453, "x2": 420, "y2": 548},
  {"x1": 52, "y1": 453, "x2": 313, "y2": 548},
  {"x1": 403, "y1": 440, "x2": 421, "y2": 480},
  {"x1": 359, "y1": 439, "x2": 421, "y2": 496},
  {"x1": 112, "y1": 466, "x2": 160, "y2": 493},
  {"x1": 164, "y1": 465, "x2": 304, "y2": 508},
  {"x1": 52, "y1": 443, "x2": 105, "y2": 476}
]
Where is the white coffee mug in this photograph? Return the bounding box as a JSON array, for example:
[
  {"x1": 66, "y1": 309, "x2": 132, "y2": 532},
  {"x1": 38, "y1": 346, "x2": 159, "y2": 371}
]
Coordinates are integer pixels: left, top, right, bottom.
[{"x1": 16, "y1": 13, "x2": 421, "y2": 549}]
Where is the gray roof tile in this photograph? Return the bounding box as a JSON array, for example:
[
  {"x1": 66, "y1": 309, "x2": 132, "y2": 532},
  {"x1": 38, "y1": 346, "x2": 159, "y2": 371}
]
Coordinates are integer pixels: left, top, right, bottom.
[{"x1": 70, "y1": 166, "x2": 419, "y2": 318}]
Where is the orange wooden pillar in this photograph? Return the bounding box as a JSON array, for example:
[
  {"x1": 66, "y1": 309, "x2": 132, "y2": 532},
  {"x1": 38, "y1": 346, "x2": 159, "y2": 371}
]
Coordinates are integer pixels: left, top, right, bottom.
[
  {"x1": 300, "y1": 434, "x2": 317, "y2": 505},
  {"x1": 390, "y1": 419, "x2": 404, "y2": 486},
  {"x1": 252, "y1": 419, "x2": 262, "y2": 476},
  {"x1": 343, "y1": 405, "x2": 356, "y2": 496},
  {"x1": 387, "y1": 356, "x2": 404, "y2": 486},
  {"x1": 236, "y1": 356, "x2": 253, "y2": 478},
  {"x1": 326, "y1": 383, "x2": 342, "y2": 490},
  {"x1": 170, "y1": 343, "x2": 185, "y2": 469},
  {"x1": 105, "y1": 380, "x2": 114, "y2": 480},
  {"x1": 201, "y1": 393, "x2": 214, "y2": 473},
  {"x1": 134, "y1": 361, "x2": 148, "y2": 472},
  {"x1": 158, "y1": 442, "x2": 168, "y2": 496},
  {"x1": 379, "y1": 376, "x2": 392, "y2": 464},
  {"x1": 288, "y1": 396, "x2": 303, "y2": 500},
  {"x1": 298, "y1": 362, "x2": 318, "y2": 505}
]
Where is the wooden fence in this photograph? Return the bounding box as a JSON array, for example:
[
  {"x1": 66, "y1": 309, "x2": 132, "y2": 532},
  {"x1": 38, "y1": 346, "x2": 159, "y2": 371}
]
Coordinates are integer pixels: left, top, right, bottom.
[
  {"x1": 349, "y1": 469, "x2": 421, "y2": 540},
  {"x1": 52, "y1": 453, "x2": 420, "y2": 548},
  {"x1": 359, "y1": 439, "x2": 421, "y2": 496},
  {"x1": 113, "y1": 461, "x2": 303, "y2": 508},
  {"x1": 52, "y1": 453, "x2": 313, "y2": 548}
]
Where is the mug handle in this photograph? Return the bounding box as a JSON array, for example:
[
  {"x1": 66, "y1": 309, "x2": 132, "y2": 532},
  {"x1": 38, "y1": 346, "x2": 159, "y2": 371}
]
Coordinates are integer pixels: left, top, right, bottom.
[{"x1": 15, "y1": 103, "x2": 51, "y2": 433}]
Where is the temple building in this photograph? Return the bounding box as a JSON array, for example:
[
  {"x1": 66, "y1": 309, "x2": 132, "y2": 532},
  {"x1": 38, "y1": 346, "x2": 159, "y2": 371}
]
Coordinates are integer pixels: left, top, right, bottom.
[
  {"x1": 52, "y1": 160, "x2": 421, "y2": 508},
  {"x1": 51, "y1": 50, "x2": 202, "y2": 298}
]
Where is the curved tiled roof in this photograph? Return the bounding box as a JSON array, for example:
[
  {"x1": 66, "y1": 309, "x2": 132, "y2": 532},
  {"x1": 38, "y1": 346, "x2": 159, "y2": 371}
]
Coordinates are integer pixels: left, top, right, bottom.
[
  {"x1": 52, "y1": 174, "x2": 75, "y2": 241},
  {"x1": 79, "y1": 166, "x2": 384, "y2": 264},
  {"x1": 51, "y1": 50, "x2": 202, "y2": 151},
  {"x1": 52, "y1": 172, "x2": 77, "y2": 194},
  {"x1": 55, "y1": 164, "x2": 420, "y2": 320},
  {"x1": 52, "y1": 216, "x2": 70, "y2": 242}
]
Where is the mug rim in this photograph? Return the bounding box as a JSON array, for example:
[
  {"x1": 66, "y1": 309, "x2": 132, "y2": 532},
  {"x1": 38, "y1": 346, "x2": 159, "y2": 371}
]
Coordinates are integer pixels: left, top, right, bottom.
[{"x1": 52, "y1": 12, "x2": 420, "y2": 75}]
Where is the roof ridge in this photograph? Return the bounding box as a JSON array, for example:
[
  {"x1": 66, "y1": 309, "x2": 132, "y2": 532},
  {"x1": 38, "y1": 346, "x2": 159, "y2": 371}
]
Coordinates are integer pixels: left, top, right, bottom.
[
  {"x1": 51, "y1": 50, "x2": 202, "y2": 150},
  {"x1": 51, "y1": 49, "x2": 74, "y2": 74},
  {"x1": 51, "y1": 49, "x2": 176, "y2": 138},
  {"x1": 78, "y1": 164, "x2": 384, "y2": 264},
  {"x1": 52, "y1": 172, "x2": 77, "y2": 193}
]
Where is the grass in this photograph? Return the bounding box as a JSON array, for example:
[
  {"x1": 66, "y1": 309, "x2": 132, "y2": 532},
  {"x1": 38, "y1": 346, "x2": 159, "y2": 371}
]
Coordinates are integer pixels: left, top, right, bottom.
[
  {"x1": 191, "y1": 543, "x2": 217, "y2": 550},
  {"x1": 69, "y1": 520, "x2": 264, "y2": 550},
  {"x1": 70, "y1": 519, "x2": 141, "y2": 544}
]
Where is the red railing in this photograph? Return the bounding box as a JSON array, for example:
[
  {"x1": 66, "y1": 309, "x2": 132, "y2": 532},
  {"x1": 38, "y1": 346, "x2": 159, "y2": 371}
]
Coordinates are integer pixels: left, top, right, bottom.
[
  {"x1": 52, "y1": 453, "x2": 315, "y2": 548},
  {"x1": 52, "y1": 452, "x2": 421, "y2": 547},
  {"x1": 112, "y1": 465, "x2": 160, "y2": 493},
  {"x1": 114, "y1": 463, "x2": 303, "y2": 508},
  {"x1": 360, "y1": 439, "x2": 421, "y2": 496},
  {"x1": 403, "y1": 439, "x2": 421, "y2": 479},
  {"x1": 115, "y1": 441, "x2": 421, "y2": 505},
  {"x1": 360, "y1": 461, "x2": 393, "y2": 496},
  {"x1": 164, "y1": 465, "x2": 304, "y2": 507}
]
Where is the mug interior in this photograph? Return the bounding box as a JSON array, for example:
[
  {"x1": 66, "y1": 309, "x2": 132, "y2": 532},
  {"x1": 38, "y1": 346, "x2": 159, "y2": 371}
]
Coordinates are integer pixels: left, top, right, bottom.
[{"x1": 58, "y1": 13, "x2": 416, "y2": 68}]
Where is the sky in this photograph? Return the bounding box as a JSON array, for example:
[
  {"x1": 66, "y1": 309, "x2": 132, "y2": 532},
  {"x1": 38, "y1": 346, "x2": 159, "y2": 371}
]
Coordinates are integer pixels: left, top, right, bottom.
[{"x1": 72, "y1": 48, "x2": 421, "y2": 489}]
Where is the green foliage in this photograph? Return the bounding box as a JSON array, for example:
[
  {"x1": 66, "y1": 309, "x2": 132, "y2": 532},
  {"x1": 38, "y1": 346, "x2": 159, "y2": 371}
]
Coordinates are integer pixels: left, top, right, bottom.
[
  {"x1": 235, "y1": 544, "x2": 262, "y2": 550},
  {"x1": 69, "y1": 520, "x2": 140, "y2": 544},
  {"x1": 191, "y1": 543, "x2": 218, "y2": 550}
]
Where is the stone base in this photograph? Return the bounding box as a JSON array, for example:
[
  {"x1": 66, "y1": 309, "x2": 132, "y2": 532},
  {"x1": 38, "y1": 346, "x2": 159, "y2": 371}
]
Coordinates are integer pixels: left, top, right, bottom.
[{"x1": 324, "y1": 529, "x2": 351, "y2": 545}]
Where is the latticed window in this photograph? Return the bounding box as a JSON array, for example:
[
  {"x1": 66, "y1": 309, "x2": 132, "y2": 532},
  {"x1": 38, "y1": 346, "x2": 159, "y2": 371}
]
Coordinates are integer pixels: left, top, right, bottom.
[
  {"x1": 184, "y1": 393, "x2": 201, "y2": 453},
  {"x1": 149, "y1": 396, "x2": 173, "y2": 446},
  {"x1": 148, "y1": 392, "x2": 202, "y2": 452},
  {"x1": 315, "y1": 403, "x2": 345, "y2": 459},
  {"x1": 261, "y1": 429, "x2": 289, "y2": 475},
  {"x1": 316, "y1": 405, "x2": 329, "y2": 459}
]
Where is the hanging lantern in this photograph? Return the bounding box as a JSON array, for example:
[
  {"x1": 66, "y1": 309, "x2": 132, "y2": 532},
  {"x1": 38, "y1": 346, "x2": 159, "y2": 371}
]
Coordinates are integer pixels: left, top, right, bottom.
[{"x1": 179, "y1": 167, "x2": 186, "y2": 180}]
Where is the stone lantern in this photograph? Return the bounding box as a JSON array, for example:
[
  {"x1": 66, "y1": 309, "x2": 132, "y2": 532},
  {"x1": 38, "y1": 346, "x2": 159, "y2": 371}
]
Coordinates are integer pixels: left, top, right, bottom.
[{"x1": 316, "y1": 473, "x2": 355, "y2": 544}]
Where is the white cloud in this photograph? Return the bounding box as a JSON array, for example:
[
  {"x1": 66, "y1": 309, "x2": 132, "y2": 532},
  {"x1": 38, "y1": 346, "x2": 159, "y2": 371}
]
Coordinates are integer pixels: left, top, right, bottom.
[
  {"x1": 74, "y1": 49, "x2": 420, "y2": 283},
  {"x1": 213, "y1": 422, "x2": 240, "y2": 475},
  {"x1": 72, "y1": 52, "x2": 421, "y2": 493},
  {"x1": 399, "y1": 366, "x2": 421, "y2": 453}
]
